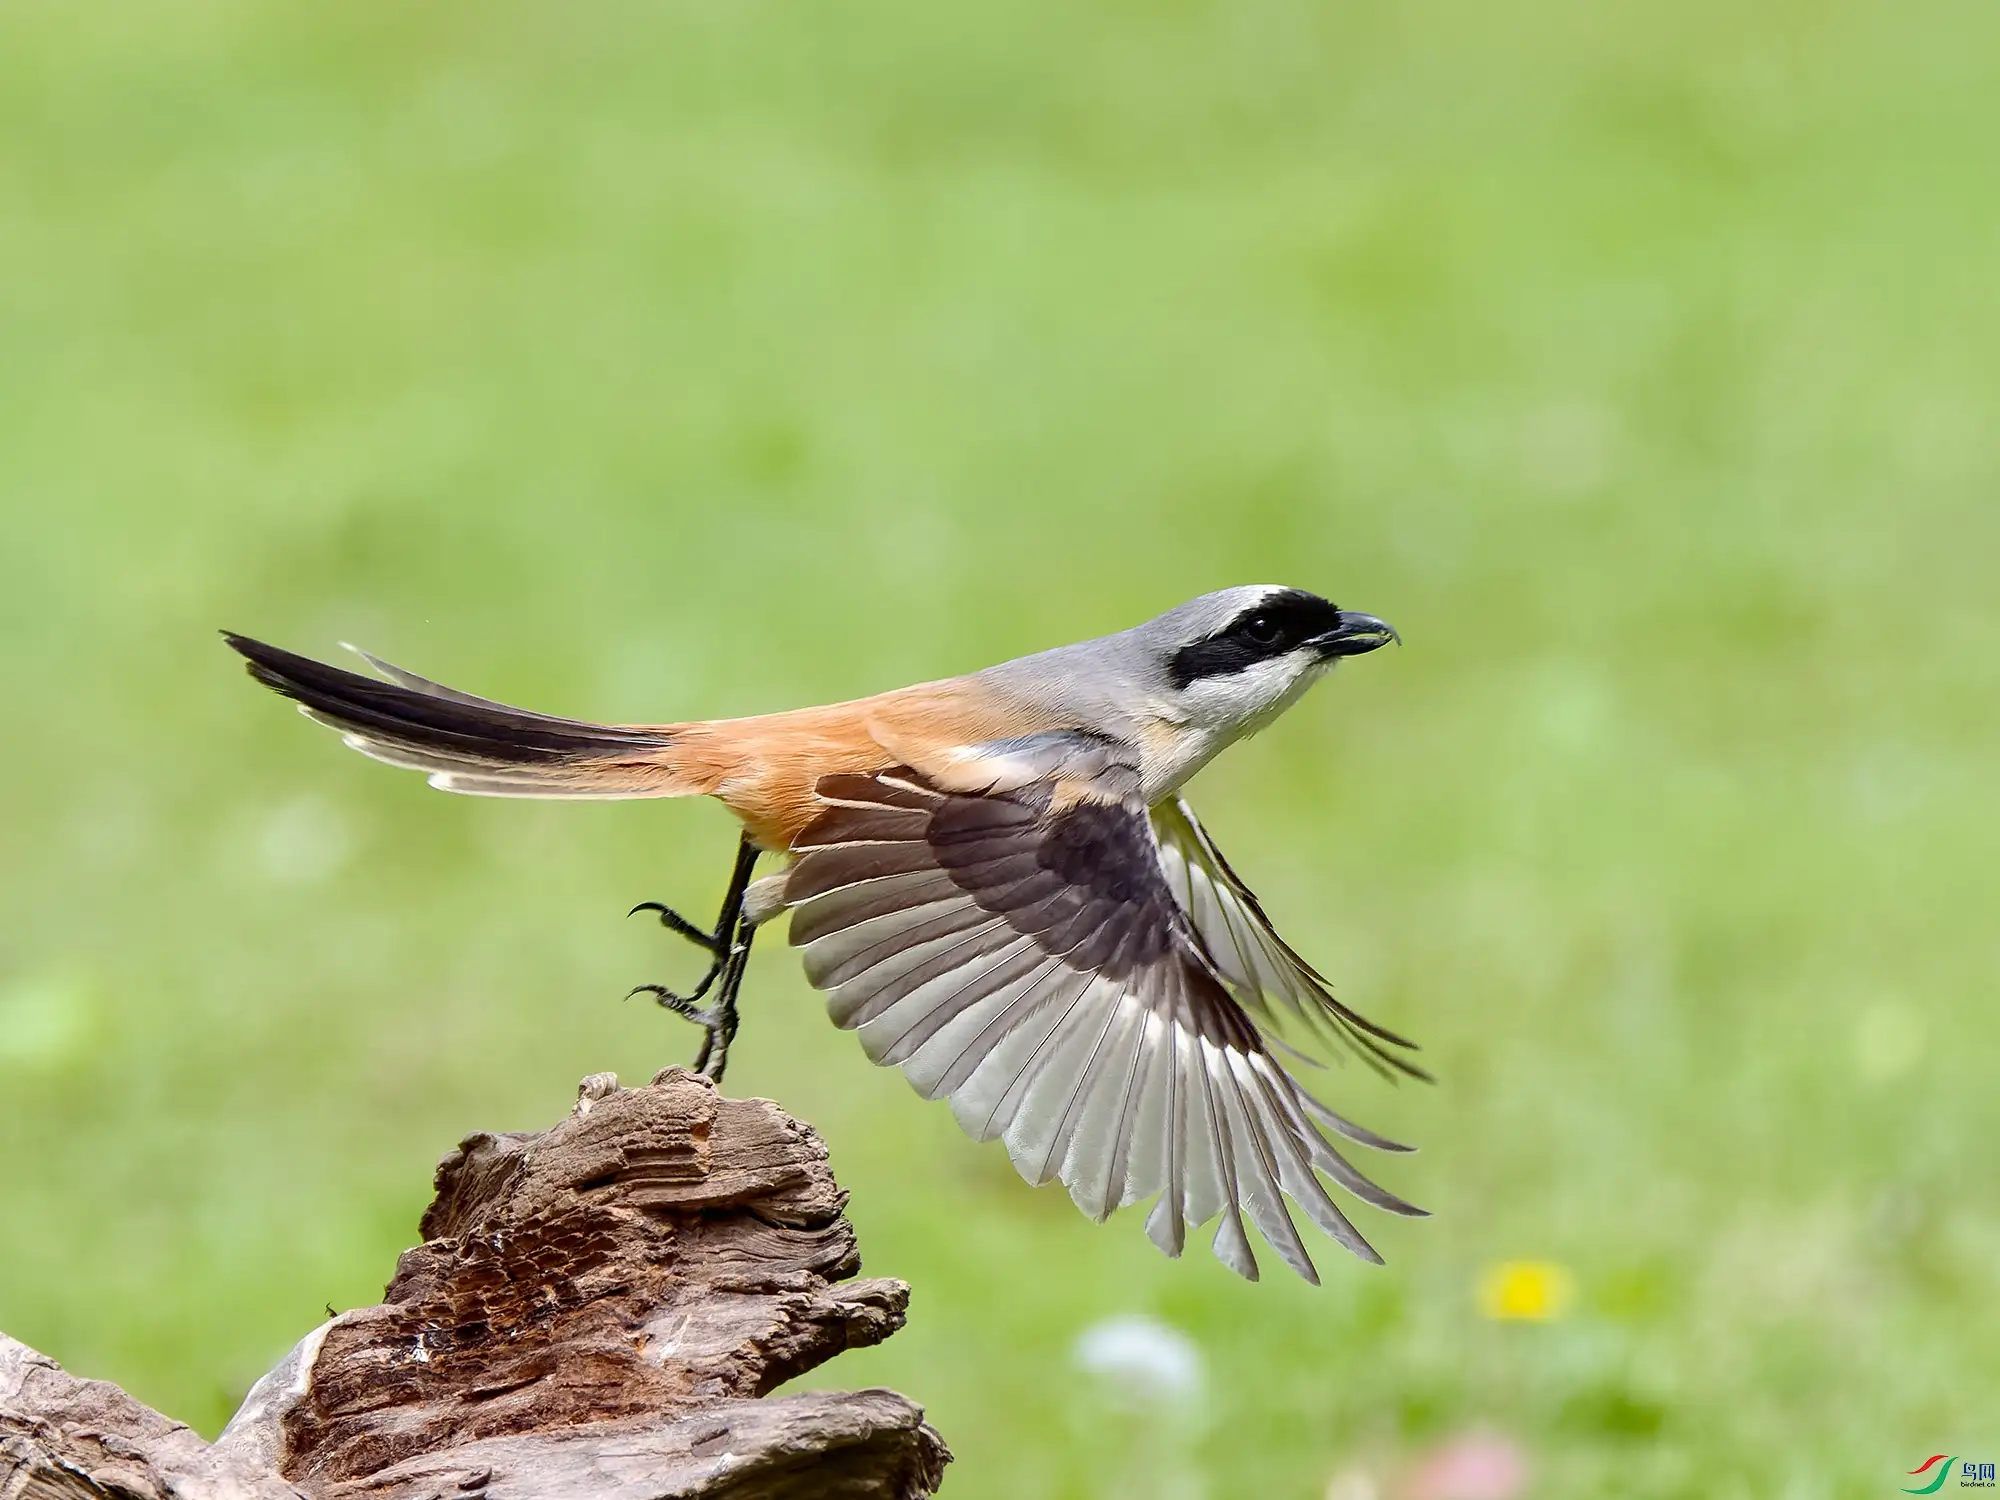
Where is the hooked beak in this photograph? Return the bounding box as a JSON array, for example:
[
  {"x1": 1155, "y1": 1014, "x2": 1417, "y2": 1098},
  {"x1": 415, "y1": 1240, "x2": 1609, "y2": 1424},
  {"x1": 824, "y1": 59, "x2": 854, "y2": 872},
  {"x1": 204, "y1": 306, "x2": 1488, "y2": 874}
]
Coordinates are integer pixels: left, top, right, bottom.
[{"x1": 1313, "y1": 610, "x2": 1400, "y2": 658}]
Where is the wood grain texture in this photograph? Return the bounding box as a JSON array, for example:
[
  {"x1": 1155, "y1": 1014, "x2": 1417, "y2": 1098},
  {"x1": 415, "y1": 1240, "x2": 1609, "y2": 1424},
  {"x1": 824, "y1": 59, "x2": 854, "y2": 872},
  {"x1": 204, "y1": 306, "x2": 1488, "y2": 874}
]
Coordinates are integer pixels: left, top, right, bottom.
[
  {"x1": 2, "y1": 1070, "x2": 948, "y2": 1500},
  {"x1": 1, "y1": 1334, "x2": 304, "y2": 1500}
]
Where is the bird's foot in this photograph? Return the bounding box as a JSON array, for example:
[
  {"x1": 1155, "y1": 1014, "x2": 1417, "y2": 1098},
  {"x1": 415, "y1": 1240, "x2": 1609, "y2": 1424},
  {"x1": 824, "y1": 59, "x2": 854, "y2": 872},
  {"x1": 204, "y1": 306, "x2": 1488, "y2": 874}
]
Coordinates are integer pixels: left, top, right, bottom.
[
  {"x1": 629, "y1": 899, "x2": 723, "y2": 955},
  {"x1": 627, "y1": 841, "x2": 760, "y2": 1083},
  {"x1": 628, "y1": 897, "x2": 727, "y2": 1049},
  {"x1": 627, "y1": 981, "x2": 721, "y2": 1027},
  {"x1": 627, "y1": 981, "x2": 732, "y2": 1079}
]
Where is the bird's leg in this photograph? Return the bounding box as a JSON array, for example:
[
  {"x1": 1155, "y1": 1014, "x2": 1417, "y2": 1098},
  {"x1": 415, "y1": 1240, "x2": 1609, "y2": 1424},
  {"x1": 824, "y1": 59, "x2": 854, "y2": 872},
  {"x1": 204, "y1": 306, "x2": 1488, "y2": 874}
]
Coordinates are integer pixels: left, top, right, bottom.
[
  {"x1": 689, "y1": 917, "x2": 758, "y2": 1081},
  {"x1": 628, "y1": 835, "x2": 760, "y2": 1077}
]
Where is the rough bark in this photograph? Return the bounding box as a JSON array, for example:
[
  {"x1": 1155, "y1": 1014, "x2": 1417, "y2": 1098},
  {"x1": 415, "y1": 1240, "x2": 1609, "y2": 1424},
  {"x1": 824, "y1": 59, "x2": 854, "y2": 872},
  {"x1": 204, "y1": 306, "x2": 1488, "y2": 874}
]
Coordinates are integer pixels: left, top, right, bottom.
[
  {"x1": 0, "y1": 1334, "x2": 305, "y2": 1500},
  {"x1": 1, "y1": 1070, "x2": 948, "y2": 1500}
]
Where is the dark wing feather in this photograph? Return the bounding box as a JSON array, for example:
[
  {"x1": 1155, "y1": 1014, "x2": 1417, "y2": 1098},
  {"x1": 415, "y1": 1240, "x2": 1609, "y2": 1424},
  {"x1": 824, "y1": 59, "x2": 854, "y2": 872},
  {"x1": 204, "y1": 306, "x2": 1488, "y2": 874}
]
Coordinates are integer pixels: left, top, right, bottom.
[
  {"x1": 1153, "y1": 796, "x2": 1431, "y2": 1089},
  {"x1": 782, "y1": 763, "x2": 1424, "y2": 1283}
]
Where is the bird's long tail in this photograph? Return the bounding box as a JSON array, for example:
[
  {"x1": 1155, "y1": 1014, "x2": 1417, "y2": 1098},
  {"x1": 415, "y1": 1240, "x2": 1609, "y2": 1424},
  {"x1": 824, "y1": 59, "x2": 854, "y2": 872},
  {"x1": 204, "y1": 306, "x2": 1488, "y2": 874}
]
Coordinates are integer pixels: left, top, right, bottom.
[{"x1": 224, "y1": 633, "x2": 702, "y2": 799}]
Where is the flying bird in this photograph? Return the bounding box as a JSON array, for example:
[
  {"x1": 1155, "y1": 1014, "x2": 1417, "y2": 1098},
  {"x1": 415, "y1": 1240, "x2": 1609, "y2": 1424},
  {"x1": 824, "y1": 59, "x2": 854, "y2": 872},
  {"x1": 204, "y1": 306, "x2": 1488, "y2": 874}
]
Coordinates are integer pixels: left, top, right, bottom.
[{"x1": 224, "y1": 586, "x2": 1427, "y2": 1281}]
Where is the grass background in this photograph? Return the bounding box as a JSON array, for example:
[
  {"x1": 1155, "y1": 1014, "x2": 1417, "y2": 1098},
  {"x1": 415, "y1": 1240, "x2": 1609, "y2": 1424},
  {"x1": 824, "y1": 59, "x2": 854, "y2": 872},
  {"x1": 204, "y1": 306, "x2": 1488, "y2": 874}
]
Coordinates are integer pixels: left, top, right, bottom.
[{"x1": 2, "y1": 2, "x2": 1995, "y2": 1495}]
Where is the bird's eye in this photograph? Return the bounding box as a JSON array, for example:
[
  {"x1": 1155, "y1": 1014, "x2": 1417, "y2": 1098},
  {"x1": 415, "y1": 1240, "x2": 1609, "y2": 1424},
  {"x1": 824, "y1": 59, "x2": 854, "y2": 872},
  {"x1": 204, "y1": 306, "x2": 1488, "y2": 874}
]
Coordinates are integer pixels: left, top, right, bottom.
[{"x1": 1239, "y1": 612, "x2": 1282, "y2": 646}]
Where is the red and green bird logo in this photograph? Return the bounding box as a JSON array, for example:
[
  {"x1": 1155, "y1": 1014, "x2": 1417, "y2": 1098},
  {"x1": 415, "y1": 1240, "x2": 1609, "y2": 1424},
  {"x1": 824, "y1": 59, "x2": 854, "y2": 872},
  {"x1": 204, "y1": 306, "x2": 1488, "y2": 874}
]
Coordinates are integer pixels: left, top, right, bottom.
[{"x1": 1905, "y1": 1456, "x2": 1956, "y2": 1495}]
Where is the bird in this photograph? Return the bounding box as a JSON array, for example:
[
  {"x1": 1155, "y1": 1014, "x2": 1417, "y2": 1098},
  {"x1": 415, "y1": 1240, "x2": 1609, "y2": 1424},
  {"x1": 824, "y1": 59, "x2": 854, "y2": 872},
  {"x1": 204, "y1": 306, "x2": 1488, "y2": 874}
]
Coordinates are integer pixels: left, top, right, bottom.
[{"x1": 223, "y1": 585, "x2": 1427, "y2": 1282}]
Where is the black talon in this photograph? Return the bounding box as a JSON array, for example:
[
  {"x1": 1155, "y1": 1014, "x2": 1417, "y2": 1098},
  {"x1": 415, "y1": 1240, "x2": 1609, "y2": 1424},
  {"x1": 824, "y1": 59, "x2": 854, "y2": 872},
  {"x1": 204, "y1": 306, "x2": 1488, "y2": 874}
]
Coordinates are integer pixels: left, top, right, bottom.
[
  {"x1": 629, "y1": 836, "x2": 761, "y2": 1083},
  {"x1": 627, "y1": 982, "x2": 719, "y2": 1022},
  {"x1": 628, "y1": 900, "x2": 723, "y2": 954}
]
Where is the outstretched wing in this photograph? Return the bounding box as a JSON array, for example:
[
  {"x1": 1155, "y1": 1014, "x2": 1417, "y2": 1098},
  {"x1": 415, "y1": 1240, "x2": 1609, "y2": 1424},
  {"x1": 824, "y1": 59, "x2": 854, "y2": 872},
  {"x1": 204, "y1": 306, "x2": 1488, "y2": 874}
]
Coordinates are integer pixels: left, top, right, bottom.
[
  {"x1": 780, "y1": 763, "x2": 1423, "y2": 1283},
  {"x1": 1151, "y1": 797, "x2": 1430, "y2": 1095}
]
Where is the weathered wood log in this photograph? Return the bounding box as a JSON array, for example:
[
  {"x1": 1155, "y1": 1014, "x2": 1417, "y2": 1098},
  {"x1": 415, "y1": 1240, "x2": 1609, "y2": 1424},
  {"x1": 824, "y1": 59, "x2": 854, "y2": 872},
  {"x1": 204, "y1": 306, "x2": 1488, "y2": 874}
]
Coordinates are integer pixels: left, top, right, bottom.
[
  {"x1": 0, "y1": 1335, "x2": 303, "y2": 1500},
  {"x1": 0, "y1": 1069, "x2": 950, "y2": 1500}
]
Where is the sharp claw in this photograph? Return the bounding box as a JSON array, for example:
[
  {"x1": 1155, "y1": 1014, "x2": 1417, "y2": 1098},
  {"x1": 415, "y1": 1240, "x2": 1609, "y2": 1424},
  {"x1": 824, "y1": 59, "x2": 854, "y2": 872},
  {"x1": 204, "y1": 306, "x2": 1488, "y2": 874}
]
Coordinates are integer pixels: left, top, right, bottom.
[
  {"x1": 629, "y1": 899, "x2": 724, "y2": 953},
  {"x1": 628, "y1": 901, "x2": 693, "y2": 922},
  {"x1": 628, "y1": 983, "x2": 686, "y2": 1008},
  {"x1": 629, "y1": 982, "x2": 725, "y2": 1029}
]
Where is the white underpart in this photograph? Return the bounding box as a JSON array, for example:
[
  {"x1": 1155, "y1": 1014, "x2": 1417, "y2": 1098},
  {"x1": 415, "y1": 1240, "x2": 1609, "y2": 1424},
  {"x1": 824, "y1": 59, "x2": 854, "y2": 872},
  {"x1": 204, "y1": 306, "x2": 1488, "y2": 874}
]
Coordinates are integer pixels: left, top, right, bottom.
[{"x1": 1140, "y1": 652, "x2": 1331, "y2": 801}]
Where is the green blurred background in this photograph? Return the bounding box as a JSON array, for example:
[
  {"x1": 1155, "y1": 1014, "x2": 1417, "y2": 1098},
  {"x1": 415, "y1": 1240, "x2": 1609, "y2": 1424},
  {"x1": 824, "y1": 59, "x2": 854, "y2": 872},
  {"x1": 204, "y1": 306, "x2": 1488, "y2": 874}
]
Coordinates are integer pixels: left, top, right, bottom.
[{"x1": 2, "y1": 2, "x2": 1995, "y2": 1495}]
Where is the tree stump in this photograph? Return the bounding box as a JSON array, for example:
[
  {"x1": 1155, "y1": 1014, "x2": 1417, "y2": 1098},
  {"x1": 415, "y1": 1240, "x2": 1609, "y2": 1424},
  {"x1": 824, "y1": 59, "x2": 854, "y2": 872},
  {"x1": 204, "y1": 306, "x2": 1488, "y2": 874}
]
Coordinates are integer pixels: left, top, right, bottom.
[{"x1": 0, "y1": 1069, "x2": 951, "y2": 1500}]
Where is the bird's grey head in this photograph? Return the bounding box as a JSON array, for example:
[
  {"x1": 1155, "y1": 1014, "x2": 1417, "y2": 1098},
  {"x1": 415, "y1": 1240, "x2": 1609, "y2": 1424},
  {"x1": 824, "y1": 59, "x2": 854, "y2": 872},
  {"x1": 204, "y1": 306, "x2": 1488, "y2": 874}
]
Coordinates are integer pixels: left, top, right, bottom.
[
  {"x1": 983, "y1": 585, "x2": 1398, "y2": 798},
  {"x1": 1135, "y1": 584, "x2": 1398, "y2": 738}
]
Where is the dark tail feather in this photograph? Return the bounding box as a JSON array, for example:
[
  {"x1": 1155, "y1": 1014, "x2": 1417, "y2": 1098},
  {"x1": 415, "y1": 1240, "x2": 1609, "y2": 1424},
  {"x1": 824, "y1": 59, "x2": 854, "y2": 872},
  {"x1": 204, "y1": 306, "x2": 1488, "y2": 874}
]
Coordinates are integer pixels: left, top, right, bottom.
[{"x1": 223, "y1": 632, "x2": 690, "y2": 799}]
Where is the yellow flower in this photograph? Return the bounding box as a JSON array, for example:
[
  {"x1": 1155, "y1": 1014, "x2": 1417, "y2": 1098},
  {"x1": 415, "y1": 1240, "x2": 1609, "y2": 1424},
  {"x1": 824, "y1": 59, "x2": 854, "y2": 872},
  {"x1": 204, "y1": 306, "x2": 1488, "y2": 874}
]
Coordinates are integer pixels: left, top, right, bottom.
[{"x1": 1478, "y1": 1260, "x2": 1575, "y2": 1321}]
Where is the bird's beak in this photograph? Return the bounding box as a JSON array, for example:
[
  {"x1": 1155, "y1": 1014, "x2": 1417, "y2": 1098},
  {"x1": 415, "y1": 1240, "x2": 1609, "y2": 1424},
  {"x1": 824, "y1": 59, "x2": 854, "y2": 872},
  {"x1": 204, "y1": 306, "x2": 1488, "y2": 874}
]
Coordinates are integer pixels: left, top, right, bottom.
[{"x1": 1313, "y1": 611, "x2": 1400, "y2": 658}]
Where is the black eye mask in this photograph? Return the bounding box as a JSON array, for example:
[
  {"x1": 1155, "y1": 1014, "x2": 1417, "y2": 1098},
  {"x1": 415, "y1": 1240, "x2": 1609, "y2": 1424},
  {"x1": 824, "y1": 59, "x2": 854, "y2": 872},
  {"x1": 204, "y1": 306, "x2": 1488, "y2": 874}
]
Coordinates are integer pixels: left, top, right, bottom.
[{"x1": 1169, "y1": 590, "x2": 1342, "y2": 689}]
